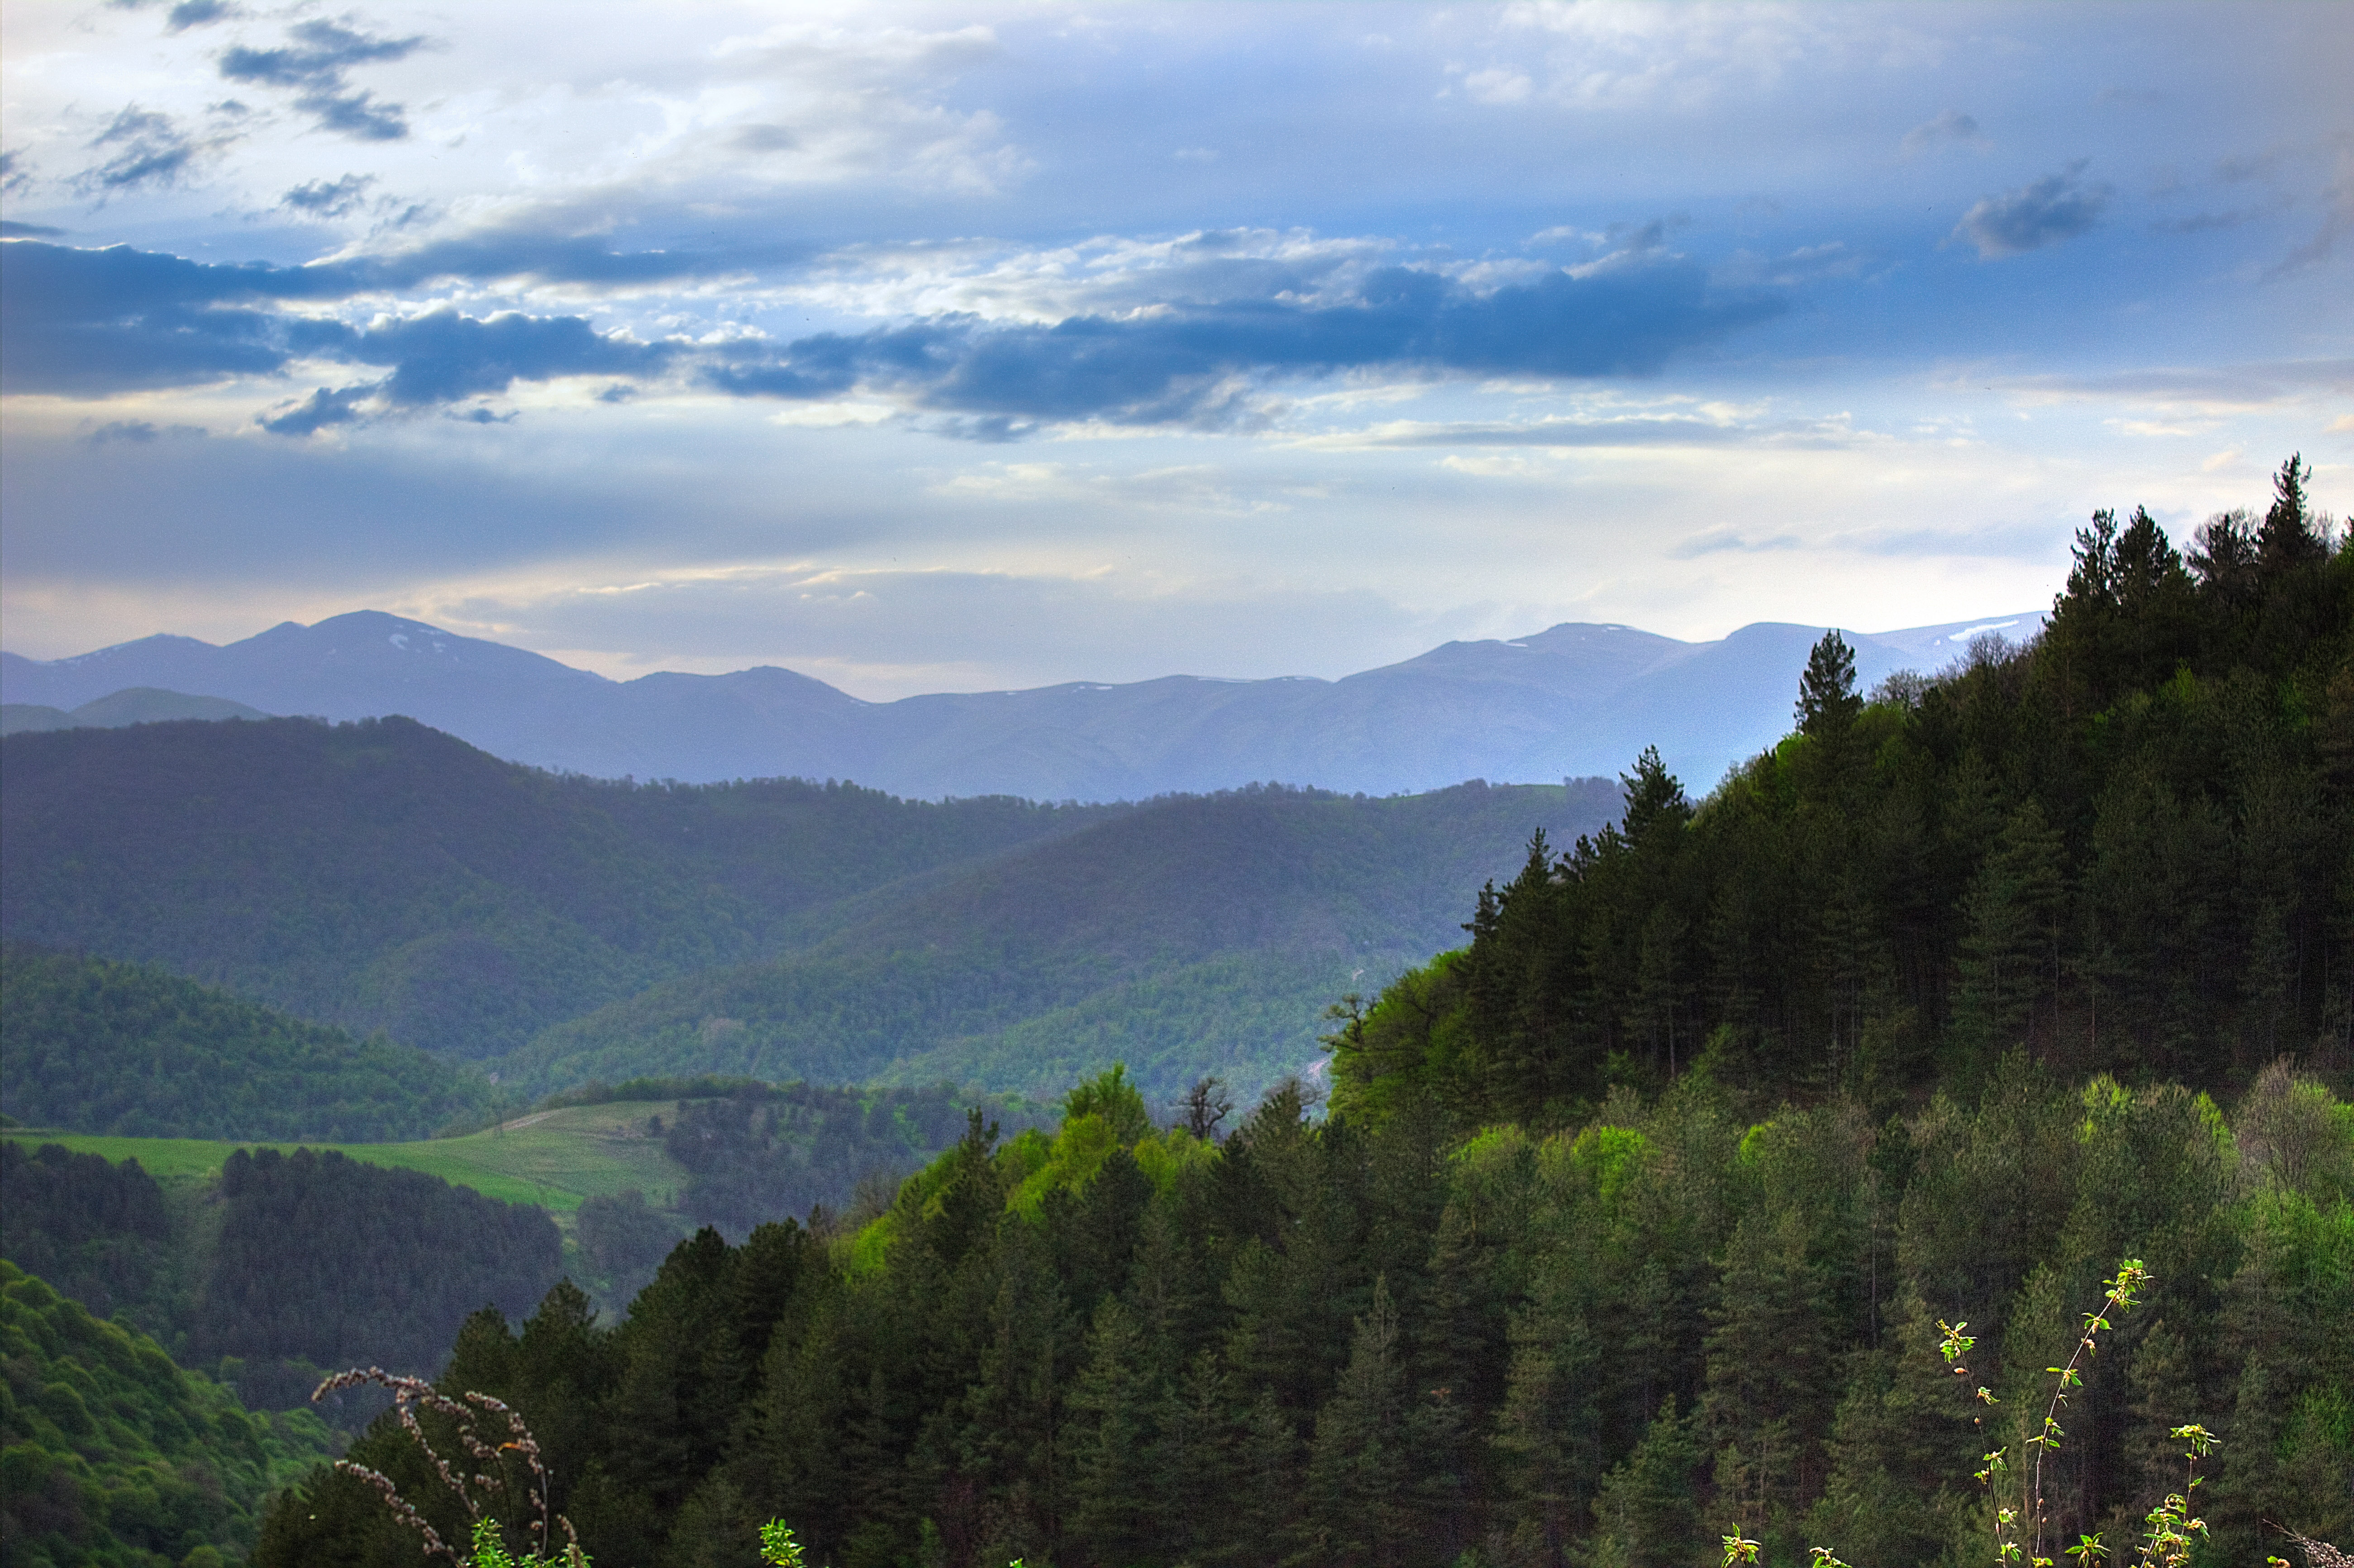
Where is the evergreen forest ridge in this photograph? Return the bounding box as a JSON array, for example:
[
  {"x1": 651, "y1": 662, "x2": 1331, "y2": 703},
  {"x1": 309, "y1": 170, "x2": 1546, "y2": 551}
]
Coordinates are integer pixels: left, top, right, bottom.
[{"x1": 1, "y1": 458, "x2": 2350, "y2": 1568}]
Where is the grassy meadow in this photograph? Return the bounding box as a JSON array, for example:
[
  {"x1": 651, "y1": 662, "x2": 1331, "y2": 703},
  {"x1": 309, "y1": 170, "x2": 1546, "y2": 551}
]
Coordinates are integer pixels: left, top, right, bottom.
[{"x1": 2, "y1": 1100, "x2": 693, "y2": 1220}]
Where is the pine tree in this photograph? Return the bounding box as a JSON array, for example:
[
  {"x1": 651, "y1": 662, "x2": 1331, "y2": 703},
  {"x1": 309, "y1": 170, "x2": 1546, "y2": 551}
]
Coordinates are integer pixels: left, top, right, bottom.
[
  {"x1": 1221, "y1": 1388, "x2": 1302, "y2": 1568},
  {"x1": 1492, "y1": 1301, "x2": 1600, "y2": 1568},
  {"x1": 1065, "y1": 1297, "x2": 1158, "y2": 1564},
  {"x1": 1796, "y1": 631, "x2": 1862, "y2": 739},
  {"x1": 1305, "y1": 1276, "x2": 1411, "y2": 1568},
  {"x1": 1153, "y1": 1352, "x2": 1240, "y2": 1567},
  {"x1": 1619, "y1": 747, "x2": 1692, "y2": 844},
  {"x1": 1950, "y1": 800, "x2": 2068, "y2": 1061},
  {"x1": 2258, "y1": 452, "x2": 2326, "y2": 572},
  {"x1": 1587, "y1": 1396, "x2": 1703, "y2": 1568},
  {"x1": 1701, "y1": 1207, "x2": 1831, "y2": 1545}
]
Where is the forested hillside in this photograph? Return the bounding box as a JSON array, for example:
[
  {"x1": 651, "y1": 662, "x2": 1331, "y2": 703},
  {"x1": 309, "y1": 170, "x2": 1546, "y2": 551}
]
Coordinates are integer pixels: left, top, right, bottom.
[
  {"x1": 1332, "y1": 456, "x2": 2350, "y2": 1121},
  {"x1": 0, "y1": 719, "x2": 1111, "y2": 1057},
  {"x1": 0, "y1": 716, "x2": 1614, "y2": 1098},
  {"x1": 254, "y1": 461, "x2": 2353, "y2": 1568},
  {"x1": 0, "y1": 1262, "x2": 338, "y2": 1568},
  {"x1": 1, "y1": 945, "x2": 489, "y2": 1140},
  {"x1": 0, "y1": 1140, "x2": 562, "y2": 1414},
  {"x1": 506, "y1": 779, "x2": 1623, "y2": 1104},
  {"x1": 259, "y1": 1062, "x2": 2354, "y2": 1568}
]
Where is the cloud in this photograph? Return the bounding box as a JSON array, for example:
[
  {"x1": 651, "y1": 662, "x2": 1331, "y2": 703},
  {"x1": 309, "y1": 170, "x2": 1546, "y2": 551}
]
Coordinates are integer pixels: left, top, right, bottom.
[
  {"x1": 247, "y1": 308, "x2": 681, "y2": 434},
  {"x1": 729, "y1": 124, "x2": 800, "y2": 154},
  {"x1": 2270, "y1": 152, "x2": 2354, "y2": 277},
  {"x1": 1670, "y1": 529, "x2": 1805, "y2": 558},
  {"x1": 281, "y1": 173, "x2": 377, "y2": 218},
  {"x1": 218, "y1": 19, "x2": 429, "y2": 141},
  {"x1": 1314, "y1": 412, "x2": 1857, "y2": 451},
  {"x1": 1901, "y1": 109, "x2": 1986, "y2": 156},
  {"x1": 349, "y1": 308, "x2": 676, "y2": 406},
  {"x1": 0, "y1": 241, "x2": 677, "y2": 405},
  {"x1": 1989, "y1": 358, "x2": 2354, "y2": 413},
  {"x1": 709, "y1": 255, "x2": 1784, "y2": 427},
  {"x1": 255, "y1": 383, "x2": 374, "y2": 435},
  {"x1": 0, "y1": 221, "x2": 65, "y2": 238},
  {"x1": 87, "y1": 419, "x2": 206, "y2": 443},
  {"x1": 166, "y1": 0, "x2": 236, "y2": 32},
  {"x1": 2152, "y1": 197, "x2": 2292, "y2": 235},
  {"x1": 4, "y1": 228, "x2": 1788, "y2": 431},
  {"x1": 75, "y1": 106, "x2": 233, "y2": 195},
  {"x1": 1951, "y1": 161, "x2": 2111, "y2": 257},
  {"x1": 0, "y1": 243, "x2": 294, "y2": 391}
]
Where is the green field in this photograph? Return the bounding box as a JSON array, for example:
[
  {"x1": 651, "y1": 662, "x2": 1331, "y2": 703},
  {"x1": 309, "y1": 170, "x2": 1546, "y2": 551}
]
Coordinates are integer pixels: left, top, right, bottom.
[{"x1": 3, "y1": 1101, "x2": 693, "y2": 1217}]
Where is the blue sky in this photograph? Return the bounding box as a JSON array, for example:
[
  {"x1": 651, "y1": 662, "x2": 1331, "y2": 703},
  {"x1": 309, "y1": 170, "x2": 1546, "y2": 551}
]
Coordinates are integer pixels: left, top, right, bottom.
[{"x1": 2, "y1": 0, "x2": 2347, "y2": 696}]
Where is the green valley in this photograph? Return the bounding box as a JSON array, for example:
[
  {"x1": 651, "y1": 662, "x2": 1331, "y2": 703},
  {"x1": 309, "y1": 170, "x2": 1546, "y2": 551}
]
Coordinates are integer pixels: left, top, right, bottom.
[{"x1": 1, "y1": 1103, "x2": 689, "y2": 1214}]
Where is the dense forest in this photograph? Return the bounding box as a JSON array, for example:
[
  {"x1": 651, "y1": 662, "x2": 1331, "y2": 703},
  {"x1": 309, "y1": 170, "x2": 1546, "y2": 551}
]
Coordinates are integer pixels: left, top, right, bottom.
[
  {"x1": 514, "y1": 780, "x2": 1621, "y2": 1105},
  {"x1": 0, "y1": 1262, "x2": 337, "y2": 1568},
  {"x1": 1332, "y1": 457, "x2": 2352, "y2": 1119},
  {"x1": 0, "y1": 945, "x2": 489, "y2": 1141},
  {"x1": 0, "y1": 728, "x2": 1115, "y2": 1057},
  {"x1": 559, "y1": 1077, "x2": 1053, "y2": 1311},
  {"x1": 257, "y1": 1060, "x2": 2352, "y2": 1568},
  {"x1": 251, "y1": 461, "x2": 2352, "y2": 1568},
  {"x1": 655, "y1": 1080, "x2": 1049, "y2": 1239},
  {"x1": 0, "y1": 716, "x2": 1618, "y2": 1101},
  {"x1": 0, "y1": 1140, "x2": 562, "y2": 1415}
]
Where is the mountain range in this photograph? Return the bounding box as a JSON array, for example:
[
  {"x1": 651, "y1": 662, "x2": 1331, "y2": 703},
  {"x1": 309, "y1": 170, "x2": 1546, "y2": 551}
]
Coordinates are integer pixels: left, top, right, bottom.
[
  {"x1": 0, "y1": 608, "x2": 2044, "y2": 801},
  {"x1": 1, "y1": 716, "x2": 1622, "y2": 1099}
]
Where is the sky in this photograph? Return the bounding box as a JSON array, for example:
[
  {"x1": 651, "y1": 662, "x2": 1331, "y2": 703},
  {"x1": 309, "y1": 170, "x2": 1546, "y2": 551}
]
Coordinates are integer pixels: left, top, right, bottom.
[{"x1": 1, "y1": 0, "x2": 2348, "y2": 697}]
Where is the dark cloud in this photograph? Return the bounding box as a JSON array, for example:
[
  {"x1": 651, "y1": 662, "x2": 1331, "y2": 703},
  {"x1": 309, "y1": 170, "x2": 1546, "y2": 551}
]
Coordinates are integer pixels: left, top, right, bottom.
[
  {"x1": 0, "y1": 241, "x2": 676, "y2": 405},
  {"x1": 219, "y1": 19, "x2": 424, "y2": 85},
  {"x1": 301, "y1": 90, "x2": 408, "y2": 141},
  {"x1": 352, "y1": 308, "x2": 676, "y2": 405},
  {"x1": 708, "y1": 257, "x2": 1782, "y2": 427},
  {"x1": 0, "y1": 221, "x2": 65, "y2": 238},
  {"x1": 5, "y1": 236, "x2": 1782, "y2": 431},
  {"x1": 0, "y1": 243, "x2": 292, "y2": 391},
  {"x1": 4, "y1": 226, "x2": 782, "y2": 338},
  {"x1": 238, "y1": 310, "x2": 679, "y2": 434},
  {"x1": 281, "y1": 173, "x2": 377, "y2": 217},
  {"x1": 0, "y1": 232, "x2": 739, "y2": 333},
  {"x1": 1951, "y1": 161, "x2": 2111, "y2": 258},
  {"x1": 75, "y1": 106, "x2": 229, "y2": 194},
  {"x1": 329, "y1": 229, "x2": 769, "y2": 291},
  {"x1": 166, "y1": 0, "x2": 236, "y2": 32},
  {"x1": 219, "y1": 19, "x2": 429, "y2": 141},
  {"x1": 256, "y1": 383, "x2": 375, "y2": 435}
]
